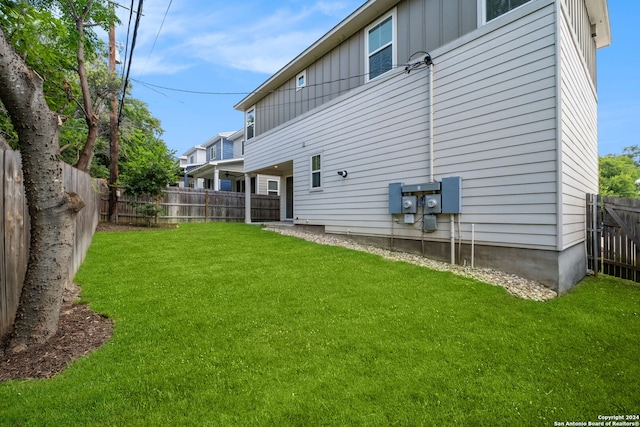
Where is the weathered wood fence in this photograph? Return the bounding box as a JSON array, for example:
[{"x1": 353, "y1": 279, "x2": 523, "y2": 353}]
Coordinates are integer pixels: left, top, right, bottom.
[
  {"x1": 100, "y1": 187, "x2": 280, "y2": 224},
  {"x1": 587, "y1": 194, "x2": 640, "y2": 282},
  {"x1": 1, "y1": 148, "x2": 102, "y2": 338}
]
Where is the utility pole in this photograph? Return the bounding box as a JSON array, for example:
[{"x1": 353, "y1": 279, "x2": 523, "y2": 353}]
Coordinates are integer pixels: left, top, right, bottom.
[{"x1": 108, "y1": 10, "x2": 119, "y2": 223}]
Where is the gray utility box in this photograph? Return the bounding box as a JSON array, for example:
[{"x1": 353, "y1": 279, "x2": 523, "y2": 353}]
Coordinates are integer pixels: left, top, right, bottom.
[
  {"x1": 388, "y1": 182, "x2": 404, "y2": 214},
  {"x1": 441, "y1": 176, "x2": 462, "y2": 214},
  {"x1": 423, "y1": 214, "x2": 437, "y2": 232},
  {"x1": 389, "y1": 177, "x2": 462, "y2": 215}
]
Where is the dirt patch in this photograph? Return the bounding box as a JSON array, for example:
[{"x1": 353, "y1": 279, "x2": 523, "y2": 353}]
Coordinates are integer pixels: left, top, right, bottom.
[{"x1": 0, "y1": 284, "x2": 113, "y2": 381}]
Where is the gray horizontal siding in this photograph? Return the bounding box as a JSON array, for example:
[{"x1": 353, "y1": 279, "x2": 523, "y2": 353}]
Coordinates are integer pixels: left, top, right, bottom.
[
  {"x1": 246, "y1": 0, "x2": 561, "y2": 250},
  {"x1": 559, "y1": 4, "x2": 598, "y2": 249}
]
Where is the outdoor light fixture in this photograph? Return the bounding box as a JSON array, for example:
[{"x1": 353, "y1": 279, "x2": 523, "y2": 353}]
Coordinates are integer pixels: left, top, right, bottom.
[{"x1": 337, "y1": 170, "x2": 348, "y2": 178}]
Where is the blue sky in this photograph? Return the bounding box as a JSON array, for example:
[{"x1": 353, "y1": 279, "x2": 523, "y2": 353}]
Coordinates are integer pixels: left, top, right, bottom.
[{"x1": 115, "y1": 0, "x2": 638, "y2": 157}]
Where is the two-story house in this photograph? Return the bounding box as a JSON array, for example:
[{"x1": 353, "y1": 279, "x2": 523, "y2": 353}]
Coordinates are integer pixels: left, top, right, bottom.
[
  {"x1": 182, "y1": 130, "x2": 282, "y2": 196},
  {"x1": 234, "y1": 0, "x2": 611, "y2": 293},
  {"x1": 177, "y1": 145, "x2": 207, "y2": 188}
]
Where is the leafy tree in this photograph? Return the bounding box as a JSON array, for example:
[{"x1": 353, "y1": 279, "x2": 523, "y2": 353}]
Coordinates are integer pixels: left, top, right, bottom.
[
  {"x1": 118, "y1": 98, "x2": 178, "y2": 225},
  {"x1": 599, "y1": 154, "x2": 640, "y2": 198},
  {"x1": 622, "y1": 145, "x2": 640, "y2": 166},
  {"x1": 0, "y1": 0, "x2": 79, "y2": 115},
  {"x1": 1, "y1": 0, "x2": 118, "y2": 171}
]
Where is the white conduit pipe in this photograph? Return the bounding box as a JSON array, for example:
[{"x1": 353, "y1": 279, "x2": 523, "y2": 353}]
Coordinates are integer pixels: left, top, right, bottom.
[
  {"x1": 450, "y1": 215, "x2": 455, "y2": 264},
  {"x1": 429, "y1": 61, "x2": 434, "y2": 182},
  {"x1": 471, "y1": 224, "x2": 475, "y2": 268}
]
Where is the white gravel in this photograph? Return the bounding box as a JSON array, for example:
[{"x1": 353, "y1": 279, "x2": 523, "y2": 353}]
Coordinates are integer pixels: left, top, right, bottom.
[{"x1": 264, "y1": 226, "x2": 557, "y2": 302}]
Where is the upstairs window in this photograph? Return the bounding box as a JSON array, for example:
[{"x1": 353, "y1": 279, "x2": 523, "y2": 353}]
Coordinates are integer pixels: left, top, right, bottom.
[
  {"x1": 365, "y1": 11, "x2": 396, "y2": 81},
  {"x1": 484, "y1": 0, "x2": 531, "y2": 22},
  {"x1": 296, "y1": 70, "x2": 307, "y2": 91},
  {"x1": 210, "y1": 146, "x2": 217, "y2": 160},
  {"x1": 246, "y1": 107, "x2": 255, "y2": 140},
  {"x1": 310, "y1": 154, "x2": 322, "y2": 189}
]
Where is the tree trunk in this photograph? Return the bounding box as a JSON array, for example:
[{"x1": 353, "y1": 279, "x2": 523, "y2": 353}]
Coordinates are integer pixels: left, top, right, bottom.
[
  {"x1": 108, "y1": 19, "x2": 119, "y2": 222},
  {"x1": 73, "y1": 10, "x2": 98, "y2": 172},
  {"x1": 0, "y1": 28, "x2": 85, "y2": 352}
]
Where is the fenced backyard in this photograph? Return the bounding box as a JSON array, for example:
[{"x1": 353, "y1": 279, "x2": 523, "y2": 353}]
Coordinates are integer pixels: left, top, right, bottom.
[
  {"x1": 1, "y1": 223, "x2": 637, "y2": 425},
  {"x1": 101, "y1": 187, "x2": 280, "y2": 224},
  {"x1": 0, "y1": 148, "x2": 102, "y2": 339},
  {"x1": 2, "y1": 146, "x2": 281, "y2": 338}
]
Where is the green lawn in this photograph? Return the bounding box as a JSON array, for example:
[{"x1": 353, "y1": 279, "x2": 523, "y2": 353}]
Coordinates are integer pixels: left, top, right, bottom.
[{"x1": 1, "y1": 223, "x2": 638, "y2": 426}]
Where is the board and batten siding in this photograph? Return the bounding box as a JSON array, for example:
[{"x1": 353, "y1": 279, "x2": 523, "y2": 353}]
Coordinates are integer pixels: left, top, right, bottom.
[
  {"x1": 246, "y1": 0, "x2": 562, "y2": 251},
  {"x1": 559, "y1": 0, "x2": 598, "y2": 250},
  {"x1": 254, "y1": 0, "x2": 477, "y2": 137}
]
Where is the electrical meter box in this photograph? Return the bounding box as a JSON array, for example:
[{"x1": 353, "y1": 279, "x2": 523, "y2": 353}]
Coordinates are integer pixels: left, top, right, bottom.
[
  {"x1": 402, "y1": 196, "x2": 417, "y2": 214},
  {"x1": 424, "y1": 194, "x2": 442, "y2": 214},
  {"x1": 441, "y1": 176, "x2": 462, "y2": 214}
]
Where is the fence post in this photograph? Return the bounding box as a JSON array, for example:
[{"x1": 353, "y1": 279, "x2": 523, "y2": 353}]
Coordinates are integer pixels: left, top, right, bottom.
[
  {"x1": 592, "y1": 193, "x2": 598, "y2": 277},
  {"x1": 205, "y1": 191, "x2": 209, "y2": 222}
]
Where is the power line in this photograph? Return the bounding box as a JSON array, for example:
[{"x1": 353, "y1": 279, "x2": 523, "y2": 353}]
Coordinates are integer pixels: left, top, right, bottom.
[
  {"x1": 130, "y1": 63, "x2": 429, "y2": 113},
  {"x1": 118, "y1": 0, "x2": 144, "y2": 123},
  {"x1": 130, "y1": 60, "x2": 428, "y2": 98},
  {"x1": 141, "y1": 0, "x2": 173, "y2": 75}
]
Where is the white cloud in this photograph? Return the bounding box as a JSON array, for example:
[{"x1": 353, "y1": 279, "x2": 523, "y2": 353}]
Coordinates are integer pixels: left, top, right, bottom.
[{"x1": 122, "y1": 0, "x2": 360, "y2": 76}]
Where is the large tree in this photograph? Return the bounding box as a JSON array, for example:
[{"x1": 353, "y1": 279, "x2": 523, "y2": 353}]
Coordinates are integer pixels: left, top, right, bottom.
[
  {"x1": 0, "y1": 27, "x2": 84, "y2": 352},
  {"x1": 599, "y1": 154, "x2": 640, "y2": 198}
]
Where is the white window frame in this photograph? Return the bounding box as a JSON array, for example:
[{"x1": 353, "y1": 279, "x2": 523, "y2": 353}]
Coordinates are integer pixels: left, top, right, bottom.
[
  {"x1": 296, "y1": 70, "x2": 307, "y2": 91},
  {"x1": 310, "y1": 153, "x2": 322, "y2": 190},
  {"x1": 479, "y1": 0, "x2": 532, "y2": 25},
  {"x1": 364, "y1": 9, "x2": 397, "y2": 83},
  {"x1": 267, "y1": 179, "x2": 280, "y2": 196},
  {"x1": 246, "y1": 106, "x2": 255, "y2": 140},
  {"x1": 209, "y1": 146, "x2": 217, "y2": 160}
]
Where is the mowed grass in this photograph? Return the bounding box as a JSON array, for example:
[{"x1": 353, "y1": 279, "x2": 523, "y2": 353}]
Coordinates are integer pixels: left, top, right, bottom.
[{"x1": 0, "y1": 223, "x2": 638, "y2": 426}]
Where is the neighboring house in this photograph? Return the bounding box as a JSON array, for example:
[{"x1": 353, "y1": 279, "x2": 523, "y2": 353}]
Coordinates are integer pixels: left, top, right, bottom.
[
  {"x1": 177, "y1": 145, "x2": 207, "y2": 188},
  {"x1": 234, "y1": 0, "x2": 611, "y2": 292},
  {"x1": 183, "y1": 130, "x2": 281, "y2": 195}
]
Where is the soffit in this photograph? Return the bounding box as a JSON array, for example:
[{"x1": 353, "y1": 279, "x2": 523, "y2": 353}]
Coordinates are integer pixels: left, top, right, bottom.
[{"x1": 584, "y1": 0, "x2": 611, "y2": 48}]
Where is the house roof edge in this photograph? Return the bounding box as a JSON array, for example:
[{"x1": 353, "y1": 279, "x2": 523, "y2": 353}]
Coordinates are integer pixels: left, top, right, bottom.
[
  {"x1": 234, "y1": 0, "x2": 401, "y2": 112},
  {"x1": 585, "y1": 0, "x2": 611, "y2": 48}
]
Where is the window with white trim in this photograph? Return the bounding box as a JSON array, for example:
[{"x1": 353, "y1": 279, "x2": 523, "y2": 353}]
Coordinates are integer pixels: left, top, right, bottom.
[
  {"x1": 310, "y1": 154, "x2": 322, "y2": 189},
  {"x1": 296, "y1": 70, "x2": 307, "y2": 91},
  {"x1": 246, "y1": 107, "x2": 255, "y2": 140},
  {"x1": 483, "y1": 0, "x2": 531, "y2": 23},
  {"x1": 267, "y1": 179, "x2": 279, "y2": 196},
  {"x1": 210, "y1": 146, "x2": 217, "y2": 160},
  {"x1": 365, "y1": 10, "x2": 396, "y2": 81}
]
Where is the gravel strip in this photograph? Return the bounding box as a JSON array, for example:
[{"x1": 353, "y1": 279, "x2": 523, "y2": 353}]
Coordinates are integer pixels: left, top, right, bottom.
[{"x1": 264, "y1": 226, "x2": 557, "y2": 302}]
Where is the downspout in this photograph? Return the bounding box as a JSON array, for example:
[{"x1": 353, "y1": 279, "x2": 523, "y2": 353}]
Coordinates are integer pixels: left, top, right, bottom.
[{"x1": 428, "y1": 60, "x2": 434, "y2": 182}]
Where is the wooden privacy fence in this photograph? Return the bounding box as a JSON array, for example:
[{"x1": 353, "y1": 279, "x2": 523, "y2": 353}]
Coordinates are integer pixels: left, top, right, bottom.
[
  {"x1": 100, "y1": 187, "x2": 280, "y2": 224},
  {"x1": 587, "y1": 194, "x2": 640, "y2": 282},
  {"x1": 1, "y1": 148, "x2": 102, "y2": 339}
]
